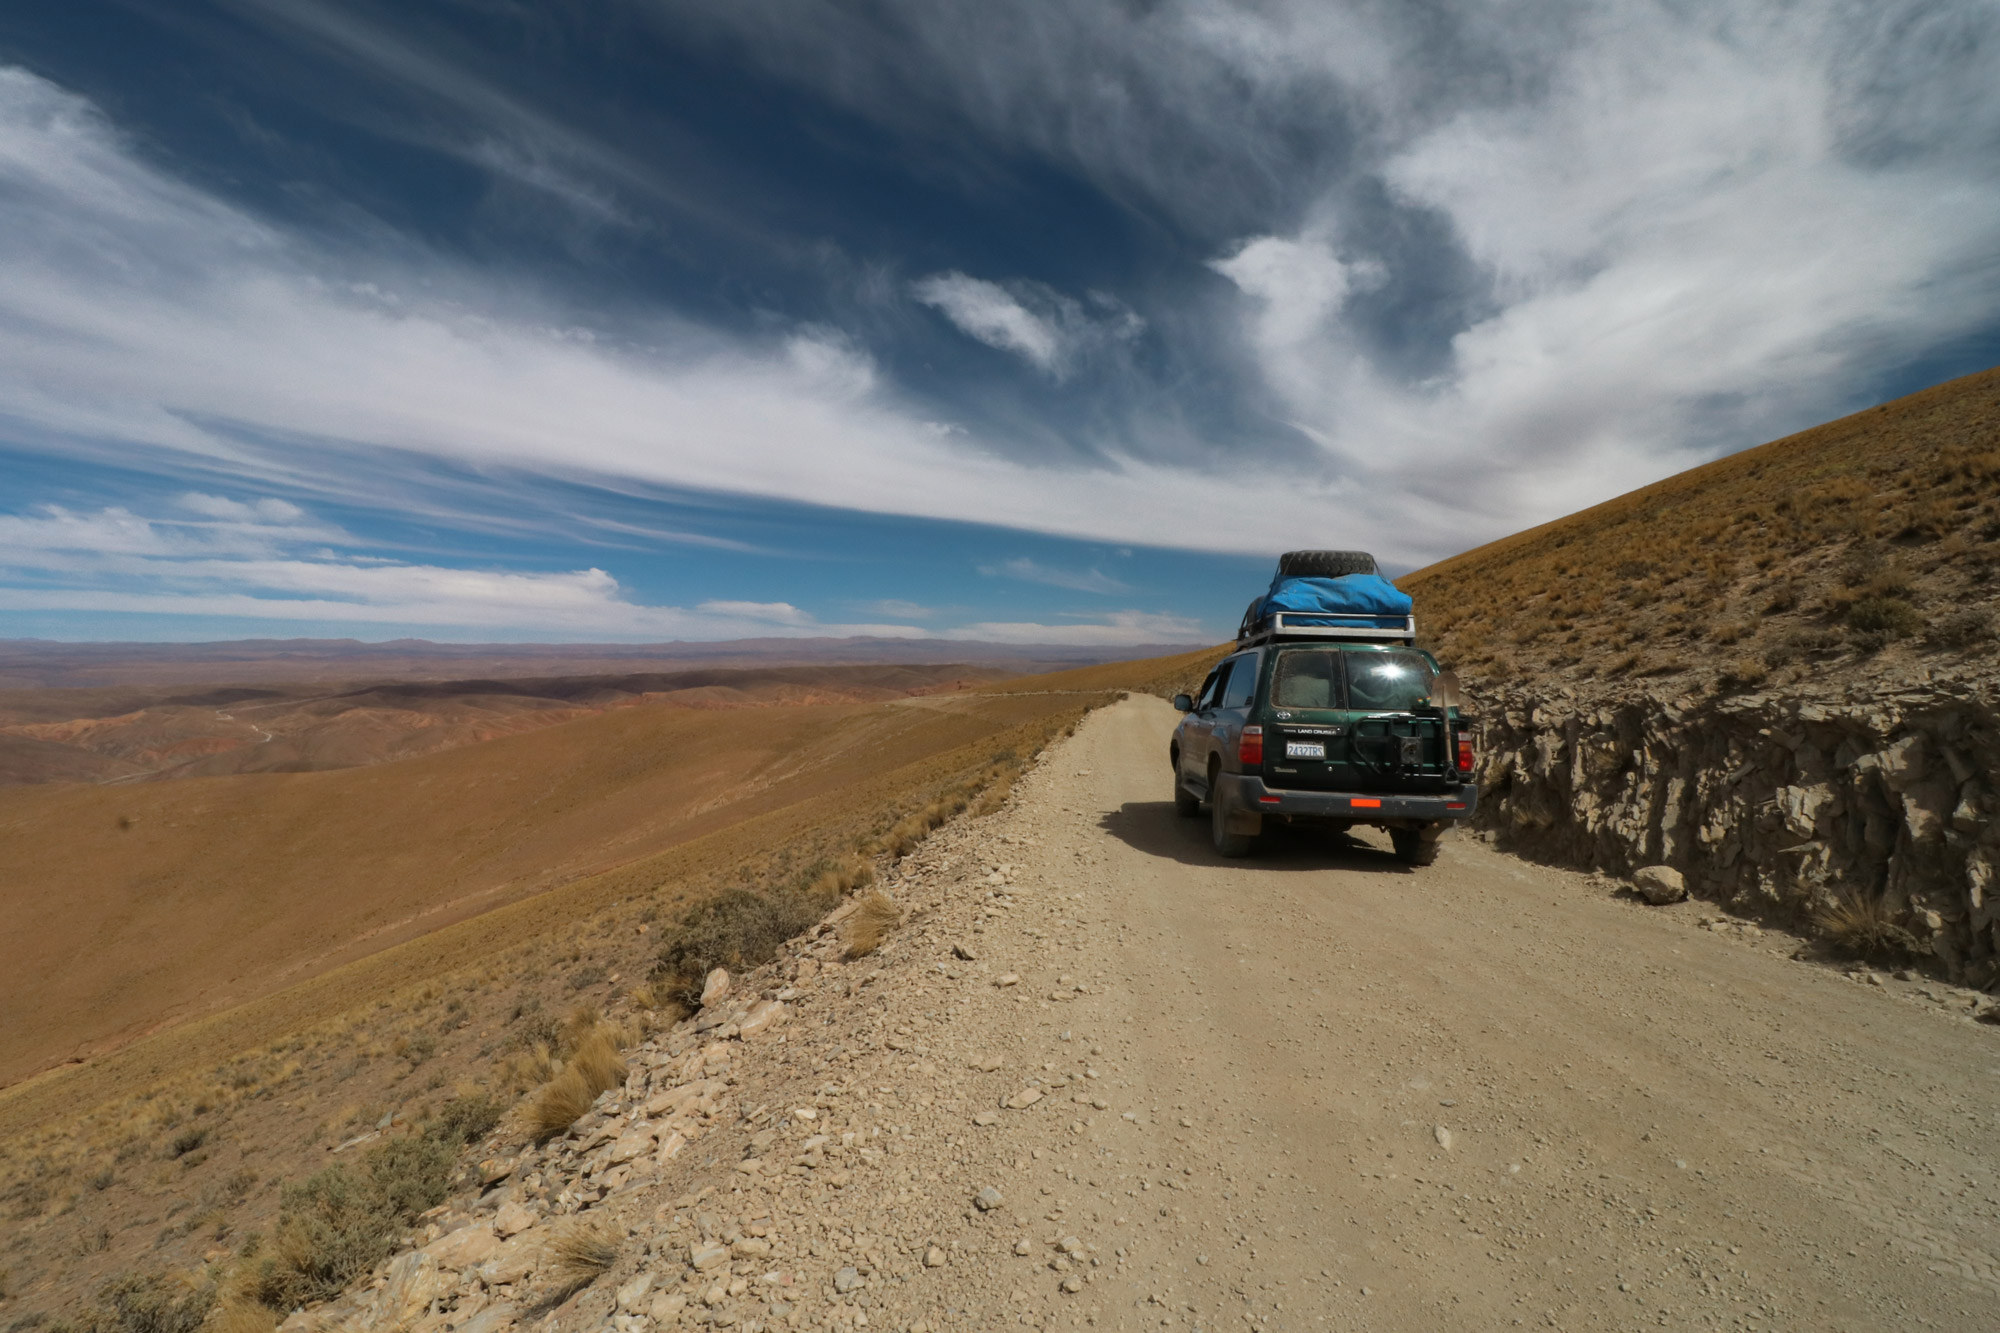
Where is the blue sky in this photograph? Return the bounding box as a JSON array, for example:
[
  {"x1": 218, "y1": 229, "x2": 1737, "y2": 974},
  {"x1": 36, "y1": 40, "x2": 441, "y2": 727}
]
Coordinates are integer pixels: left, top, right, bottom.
[{"x1": 2, "y1": 1, "x2": 1998, "y2": 645}]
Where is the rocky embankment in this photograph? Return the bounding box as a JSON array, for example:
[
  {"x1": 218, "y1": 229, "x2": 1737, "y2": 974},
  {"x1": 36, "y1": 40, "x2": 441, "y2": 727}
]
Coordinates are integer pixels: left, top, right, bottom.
[{"x1": 1473, "y1": 673, "x2": 2000, "y2": 987}]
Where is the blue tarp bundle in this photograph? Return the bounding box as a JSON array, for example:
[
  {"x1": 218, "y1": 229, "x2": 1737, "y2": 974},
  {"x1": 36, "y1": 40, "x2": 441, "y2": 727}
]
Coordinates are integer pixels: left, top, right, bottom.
[{"x1": 1249, "y1": 573, "x2": 1412, "y2": 630}]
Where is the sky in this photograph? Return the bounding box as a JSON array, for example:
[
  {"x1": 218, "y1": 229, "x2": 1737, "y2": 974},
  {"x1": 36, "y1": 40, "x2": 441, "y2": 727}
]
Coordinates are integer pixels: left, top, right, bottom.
[{"x1": 2, "y1": 1, "x2": 1998, "y2": 645}]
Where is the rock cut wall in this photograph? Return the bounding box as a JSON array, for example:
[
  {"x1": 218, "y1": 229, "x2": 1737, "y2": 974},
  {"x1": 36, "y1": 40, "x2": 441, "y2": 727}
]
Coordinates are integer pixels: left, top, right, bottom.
[{"x1": 1473, "y1": 681, "x2": 2000, "y2": 988}]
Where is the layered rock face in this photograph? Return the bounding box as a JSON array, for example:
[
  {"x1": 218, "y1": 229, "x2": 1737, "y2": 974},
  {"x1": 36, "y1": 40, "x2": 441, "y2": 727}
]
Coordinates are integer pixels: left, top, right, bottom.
[{"x1": 1473, "y1": 680, "x2": 1999, "y2": 987}]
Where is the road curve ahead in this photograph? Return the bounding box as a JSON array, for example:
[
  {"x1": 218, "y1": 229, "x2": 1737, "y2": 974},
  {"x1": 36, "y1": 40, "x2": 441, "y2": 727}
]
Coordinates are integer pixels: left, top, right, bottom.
[{"x1": 1006, "y1": 696, "x2": 1998, "y2": 1331}]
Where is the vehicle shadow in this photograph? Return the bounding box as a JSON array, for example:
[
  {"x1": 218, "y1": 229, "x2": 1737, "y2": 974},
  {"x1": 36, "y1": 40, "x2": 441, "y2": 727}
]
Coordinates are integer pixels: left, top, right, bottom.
[{"x1": 1098, "y1": 800, "x2": 1412, "y2": 873}]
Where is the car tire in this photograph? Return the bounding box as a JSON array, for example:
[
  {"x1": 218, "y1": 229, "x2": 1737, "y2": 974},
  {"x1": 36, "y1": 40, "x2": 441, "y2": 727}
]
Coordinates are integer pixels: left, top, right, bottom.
[
  {"x1": 1174, "y1": 779, "x2": 1201, "y2": 818},
  {"x1": 1212, "y1": 787, "x2": 1258, "y2": 858},
  {"x1": 1277, "y1": 549, "x2": 1378, "y2": 579},
  {"x1": 1391, "y1": 826, "x2": 1440, "y2": 866}
]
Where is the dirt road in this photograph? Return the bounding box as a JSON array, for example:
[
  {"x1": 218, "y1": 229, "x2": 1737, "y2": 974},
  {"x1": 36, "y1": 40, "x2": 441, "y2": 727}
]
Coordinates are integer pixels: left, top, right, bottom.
[
  {"x1": 385, "y1": 695, "x2": 2000, "y2": 1333},
  {"x1": 982, "y1": 695, "x2": 2000, "y2": 1331}
]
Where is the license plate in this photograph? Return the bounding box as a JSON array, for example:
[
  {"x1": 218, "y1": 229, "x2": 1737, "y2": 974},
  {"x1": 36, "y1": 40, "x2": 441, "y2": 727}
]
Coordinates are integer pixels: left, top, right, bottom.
[{"x1": 1285, "y1": 740, "x2": 1325, "y2": 759}]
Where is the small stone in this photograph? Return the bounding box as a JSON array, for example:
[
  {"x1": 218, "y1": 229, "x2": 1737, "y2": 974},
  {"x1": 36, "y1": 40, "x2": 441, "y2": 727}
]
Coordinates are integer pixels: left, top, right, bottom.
[
  {"x1": 1060, "y1": 1275, "x2": 1084, "y2": 1294},
  {"x1": 834, "y1": 1266, "x2": 865, "y2": 1293},
  {"x1": 995, "y1": 973, "x2": 1021, "y2": 988},
  {"x1": 1632, "y1": 865, "x2": 1687, "y2": 905},
  {"x1": 1433, "y1": 1126, "x2": 1454, "y2": 1150},
  {"x1": 649, "y1": 1292, "x2": 688, "y2": 1322},
  {"x1": 791, "y1": 1106, "x2": 818, "y2": 1120},
  {"x1": 1004, "y1": 1088, "x2": 1044, "y2": 1110},
  {"x1": 738, "y1": 1000, "x2": 789, "y2": 1042},
  {"x1": 422, "y1": 1222, "x2": 500, "y2": 1271},
  {"x1": 1059, "y1": 1236, "x2": 1084, "y2": 1257},
  {"x1": 492, "y1": 1200, "x2": 538, "y2": 1238},
  {"x1": 616, "y1": 1273, "x2": 654, "y2": 1312},
  {"x1": 925, "y1": 1246, "x2": 946, "y2": 1268},
  {"x1": 974, "y1": 1185, "x2": 1005, "y2": 1212},
  {"x1": 973, "y1": 1055, "x2": 1005, "y2": 1072},
  {"x1": 972, "y1": 1111, "x2": 1001, "y2": 1127},
  {"x1": 953, "y1": 944, "x2": 978, "y2": 961},
  {"x1": 1014, "y1": 1239, "x2": 1034, "y2": 1256},
  {"x1": 701, "y1": 968, "x2": 732, "y2": 1006},
  {"x1": 733, "y1": 1237, "x2": 772, "y2": 1257},
  {"x1": 691, "y1": 1240, "x2": 731, "y2": 1271}
]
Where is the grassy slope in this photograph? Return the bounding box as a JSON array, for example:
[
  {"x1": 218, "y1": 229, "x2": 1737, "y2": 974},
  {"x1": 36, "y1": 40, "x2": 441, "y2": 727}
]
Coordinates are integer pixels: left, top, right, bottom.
[
  {"x1": 1402, "y1": 365, "x2": 2000, "y2": 692},
  {"x1": 0, "y1": 690, "x2": 1068, "y2": 1090}
]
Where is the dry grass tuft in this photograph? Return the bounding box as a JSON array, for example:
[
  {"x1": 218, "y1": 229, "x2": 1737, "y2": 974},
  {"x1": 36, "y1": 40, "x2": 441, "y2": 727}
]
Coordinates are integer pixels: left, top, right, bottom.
[
  {"x1": 542, "y1": 1219, "x2": 620, "y2": 1302},
  {"x1": 524, "y1": 1025, "x2": 627, "y2": 1144},
  {"x1": 1816, "y1": 892, "x2": 1921, "y2": 959},
  {"x1": 841, "y1": 890, "x2": 901, "y2": 960}
]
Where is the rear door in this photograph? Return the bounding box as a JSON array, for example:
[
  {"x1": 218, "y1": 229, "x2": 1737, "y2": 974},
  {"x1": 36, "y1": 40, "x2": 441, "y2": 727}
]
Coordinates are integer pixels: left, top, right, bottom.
[
  {"x1": 1341, "y1": 649, "x2": 1452, "y2": 791},
  {"x1": 1262, "y1": 646, "x2": 1351, "y2": 791}
]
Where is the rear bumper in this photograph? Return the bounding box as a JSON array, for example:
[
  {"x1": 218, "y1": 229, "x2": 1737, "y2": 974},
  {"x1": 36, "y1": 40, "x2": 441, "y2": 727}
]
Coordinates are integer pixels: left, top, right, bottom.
[{"x1": 1217, "y1": 773, "x2": 1478, "y2": 823}]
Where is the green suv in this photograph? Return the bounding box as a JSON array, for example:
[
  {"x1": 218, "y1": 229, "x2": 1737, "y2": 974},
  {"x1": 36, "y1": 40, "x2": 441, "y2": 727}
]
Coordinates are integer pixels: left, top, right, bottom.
[{"x1": 1171, "y1": 641, "x2": 1478, "y2": 862}]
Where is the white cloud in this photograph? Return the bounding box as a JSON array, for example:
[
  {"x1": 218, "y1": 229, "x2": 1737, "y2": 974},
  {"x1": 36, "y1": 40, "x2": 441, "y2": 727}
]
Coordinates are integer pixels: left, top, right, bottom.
[
  {"x1": 943, "y1": 610, "x2": 1207, "y2": 646},
  {"x1": 863, "y1": 599, "x2": 935, "y2": 620},
  {"x1": 0, "y1": 66, "x2": 1306, "y2": 560},
  {"x1": 911, "y1": 272, "x2": 1143, "y2": 380},
  {"x1": 978, "y1": 557, "x2": 1128, "y2": 594},
  {"x1": 913, "y1": 272, "x2": 1063, "y2": 373}
]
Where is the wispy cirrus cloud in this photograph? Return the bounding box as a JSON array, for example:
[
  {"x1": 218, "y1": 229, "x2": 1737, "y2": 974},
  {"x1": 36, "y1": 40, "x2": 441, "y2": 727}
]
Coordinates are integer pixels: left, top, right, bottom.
[
  {"x1": 978, "y1": 557, "x2": 1128, "y2": 595},
  {"x1": 912, "y1": 272, "x2": 1142, "y2": 380}
]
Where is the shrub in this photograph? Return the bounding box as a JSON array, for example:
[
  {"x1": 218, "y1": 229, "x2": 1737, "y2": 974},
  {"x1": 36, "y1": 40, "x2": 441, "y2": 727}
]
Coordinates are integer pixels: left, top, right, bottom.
[
  {"x1": 1716, "y1": 659, "x2": 1768, "y2": 691},
  {"x1": 78, "y1": 1272, "x2": 215, "y2": 1333},
  {"x1": 543, "y1": 1220, "x2": 620, "y2": 1303},
  {"x1": 1762, "y1": 627, "x2": 1840, "y2": 666},
  {"x1": 1926, "y1": 607, "x2": 1992, "y2": 649},
  {"x1": 250, "y1": 1096, "x2": 502, "y2": 1306},
  {"x1": 841, "y1": 891, "x2": 901, "y2": 960},
  {"x1": 1816, "y1": 892, "x2": 1920, "y2": 960},
  {"x1": 1845, "y1": 595, "x2": 1920, "y2": 644},
  {"x1": 652, "y1": 888, "x2": 827, "y2": 1008}
]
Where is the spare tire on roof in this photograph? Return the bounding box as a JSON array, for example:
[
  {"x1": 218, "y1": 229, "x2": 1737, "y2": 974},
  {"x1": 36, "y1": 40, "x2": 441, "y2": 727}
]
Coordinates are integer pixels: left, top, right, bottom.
[{"x1": 1277, "y1": 549, "x2": 1378, "y2": 579}]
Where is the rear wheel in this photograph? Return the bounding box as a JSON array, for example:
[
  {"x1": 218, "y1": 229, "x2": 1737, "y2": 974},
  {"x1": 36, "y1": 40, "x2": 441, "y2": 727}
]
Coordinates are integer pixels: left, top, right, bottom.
[
  {"x1": 1212, "y1": 783, "x2": 1258, "y2": 857},
  {"x1": 1173, "y1": 777, "x2": 1200, "y2": 817},
  {"x1": 1391, "y1": 826, "x2": 1441, "y2": 866}
]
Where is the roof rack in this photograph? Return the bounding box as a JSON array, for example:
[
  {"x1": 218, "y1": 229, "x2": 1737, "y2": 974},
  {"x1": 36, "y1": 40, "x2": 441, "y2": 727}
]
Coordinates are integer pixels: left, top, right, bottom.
[{"x1": 1237, "y1": 613, "x2": 1417, "y2": 648}]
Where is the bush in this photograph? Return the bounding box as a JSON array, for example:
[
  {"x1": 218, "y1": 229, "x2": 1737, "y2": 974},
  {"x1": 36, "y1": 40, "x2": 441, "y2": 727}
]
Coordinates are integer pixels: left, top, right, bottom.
[
  {"x1": 1845, "y1": 595, "x2": 1920, "y2": 640},
  {"x1": 79, "y1": 1273, "x2": 215, "y2": 1333},
  {"x1": 251, "y1": 1095, "x2": 501, "y2": 1306},
  {"x1": 652, "y1": 888, "x2": 829, "y2": 1008},
  {"x1": 1762, "y1": 627, "x2": 1840, "y2": 666},
  {"x1": 1926, "y1": 607, "x2": 1993, "y2": 649}
]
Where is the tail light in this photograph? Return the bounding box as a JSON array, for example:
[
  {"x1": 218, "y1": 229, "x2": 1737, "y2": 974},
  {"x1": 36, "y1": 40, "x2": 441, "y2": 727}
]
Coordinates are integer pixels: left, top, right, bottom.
[
  {"x1": 1455, "y1": 730, "x2": 1475, "y2": 774},
  {"x1": 1238, "y1": 726, "x2": 1264, "y2": 766}
]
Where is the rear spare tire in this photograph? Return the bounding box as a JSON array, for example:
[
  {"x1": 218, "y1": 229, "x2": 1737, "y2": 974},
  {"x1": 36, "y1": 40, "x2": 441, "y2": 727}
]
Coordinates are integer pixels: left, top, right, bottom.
[{"x1": 1278, "y1": 550, "x2": 1378, "y2": 579}]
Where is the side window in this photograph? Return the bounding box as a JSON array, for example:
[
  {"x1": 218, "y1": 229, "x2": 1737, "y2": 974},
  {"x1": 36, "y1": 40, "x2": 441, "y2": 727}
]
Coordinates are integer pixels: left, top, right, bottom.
[
  {"x1": 1193, "y1": 667, "x2": 1223, "y2": 710},
  {"x1": 1219, "y1": 654, "x2": 1259, "y2": 708}
]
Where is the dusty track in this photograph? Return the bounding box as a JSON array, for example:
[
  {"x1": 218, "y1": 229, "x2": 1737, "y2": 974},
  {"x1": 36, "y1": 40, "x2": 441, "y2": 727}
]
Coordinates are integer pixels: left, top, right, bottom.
[{"x1": 1024, "y1": 697, "x2": 2000, "y2": 1329}]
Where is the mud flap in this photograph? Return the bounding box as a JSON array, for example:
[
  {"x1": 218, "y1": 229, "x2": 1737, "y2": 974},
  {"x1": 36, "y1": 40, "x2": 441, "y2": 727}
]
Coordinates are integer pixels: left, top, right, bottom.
[{"x1": 1223, "y1": 803, "x2": 1264, "y2": 836}]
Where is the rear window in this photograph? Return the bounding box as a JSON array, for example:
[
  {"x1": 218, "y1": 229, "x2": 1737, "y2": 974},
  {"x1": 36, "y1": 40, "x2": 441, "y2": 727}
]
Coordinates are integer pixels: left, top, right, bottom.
[
  {"x1": 1345, "y1": 650, "x2": 1436, "y2": 712},
  {"x1": 1270, "y1": 649, "x2": 1344, "y2": 709}
]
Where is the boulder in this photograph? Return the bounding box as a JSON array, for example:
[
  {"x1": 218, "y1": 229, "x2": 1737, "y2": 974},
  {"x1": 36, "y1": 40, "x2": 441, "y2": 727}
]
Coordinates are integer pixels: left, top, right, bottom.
[
  {"x1": 1633, "y1": 865, "x2": 1688, "y2": 904},
  {"x1": 422, "y1": 1222, "x2": 500, "y2": 1271},
  {"x1": 700, "y1": 968, "x2": 732, "y2": 1006}
]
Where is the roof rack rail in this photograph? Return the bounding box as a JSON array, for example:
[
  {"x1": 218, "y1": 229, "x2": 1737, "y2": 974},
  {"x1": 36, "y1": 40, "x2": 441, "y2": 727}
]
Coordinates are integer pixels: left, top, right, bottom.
[{"x1": 1237, "y1": 613, "x2": 1417, "y2": 648}]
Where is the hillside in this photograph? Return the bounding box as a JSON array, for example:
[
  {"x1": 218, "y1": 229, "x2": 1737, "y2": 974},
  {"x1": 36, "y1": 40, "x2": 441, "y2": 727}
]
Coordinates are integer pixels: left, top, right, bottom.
[
  {"x1": 0, "y1": 647, "x2": 1213, "y2": 1318},
  {"x1": 0, "y1": 664, "x2": 1015, "y2": 786},
  {"x1": 0, "y1": 679, "x2": 1057, "y2": 1089},
  {"x1": 1400, "y1": 365, "x2": 2000, "y2": 994},
  {"x1": 1405, "y1": 364, "x2": 2000, "y2": 693}
]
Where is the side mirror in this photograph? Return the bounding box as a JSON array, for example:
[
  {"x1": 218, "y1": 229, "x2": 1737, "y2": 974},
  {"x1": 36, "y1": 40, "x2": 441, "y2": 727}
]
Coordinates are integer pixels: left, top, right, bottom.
[{"x1": 1172, "y1": 693, "x2": 1194, "y2": 713}]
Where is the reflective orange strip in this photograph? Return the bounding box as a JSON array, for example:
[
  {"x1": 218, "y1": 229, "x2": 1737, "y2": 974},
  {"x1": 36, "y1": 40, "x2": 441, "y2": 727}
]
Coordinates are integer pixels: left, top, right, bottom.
[{"x1": 1350, "y1": 798, "x2": 1382, "y2": 808}]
